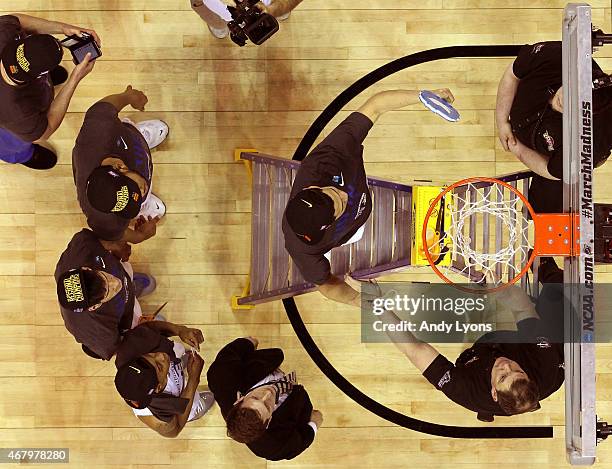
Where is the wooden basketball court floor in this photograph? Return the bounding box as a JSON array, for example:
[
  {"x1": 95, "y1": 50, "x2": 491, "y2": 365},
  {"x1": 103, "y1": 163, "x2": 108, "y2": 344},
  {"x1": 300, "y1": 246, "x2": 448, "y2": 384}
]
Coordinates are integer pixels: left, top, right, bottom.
[{"x1": 2, "y1": 1, "x2": 612, "y2": 467}]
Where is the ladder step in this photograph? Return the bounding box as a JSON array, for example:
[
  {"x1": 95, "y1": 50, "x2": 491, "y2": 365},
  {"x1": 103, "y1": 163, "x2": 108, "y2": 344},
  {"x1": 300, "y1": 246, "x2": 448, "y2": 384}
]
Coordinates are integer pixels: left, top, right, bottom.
[
  {"x1": 250, "y1": 161, "x2": 271, "y2": 296},
  {"x1": 393, "y1": 189, "x2": 412, "y2": 262},
  {"x1": 270, "y1": 166, "x2": 291, "y2": 290},
  {"x1": 331, "y1": 244, "x2": 351, "y2": 276},
  {"x1": 373, "y1": 186, "x2": 394, "y2": 267}
]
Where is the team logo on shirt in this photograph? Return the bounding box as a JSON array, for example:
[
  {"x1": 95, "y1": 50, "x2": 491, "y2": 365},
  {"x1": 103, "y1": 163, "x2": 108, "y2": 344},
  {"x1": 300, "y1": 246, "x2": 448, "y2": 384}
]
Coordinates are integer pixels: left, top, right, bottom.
[
  {"x1": 355, "y1": 193, "x2": 367, "y2": 219},
  {"x1": 117, "y1": 136, "x2": 129, "y2": 150},
  {"x1": 333, "y1": 172, "x2": 345, "y2": 187},
  {"x1": 532, "y1": 43, "x2": 545, "y2": 54},
  {"x1": 536, "y1": 336, "x2": 551, "y2": 348},
  {"x1": 438, "y1": 370, "x2": 451, "y2": 388},
  {"x1": 464, "y1": 356, "x2": 479, "y2": 366},
  {"x1": 542, "y1": 130, "x2": 555, "y2": 152}
]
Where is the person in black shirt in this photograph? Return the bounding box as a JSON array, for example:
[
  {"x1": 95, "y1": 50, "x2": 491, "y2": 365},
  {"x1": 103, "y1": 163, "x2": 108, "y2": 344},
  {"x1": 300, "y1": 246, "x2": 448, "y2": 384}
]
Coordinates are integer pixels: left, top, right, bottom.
[
  {"x1": 496, "y1": 41, "x2": 612, "y2": 213},
  {"x1": 283, "y1": 88, "x2": 455, "y2": 306},
  {"x1": 0, "y1": 14, "x2": 98, "y2": 169},
  {"x1": 207, "y1": 337, "x2": 323, "y2": 461},
  {"x1": 54, "y1": 229, "x2": 160, "y2": 360},
  {"x1": 380, "y1": 259, "x2": 565, "y2": 421}
]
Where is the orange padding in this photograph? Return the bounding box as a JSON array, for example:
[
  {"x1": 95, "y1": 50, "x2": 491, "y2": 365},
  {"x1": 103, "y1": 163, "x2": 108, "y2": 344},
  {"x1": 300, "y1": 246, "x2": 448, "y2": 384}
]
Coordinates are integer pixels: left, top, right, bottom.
[{"x1": 533, "y1": 213, "x2": 580, "y2": 256}]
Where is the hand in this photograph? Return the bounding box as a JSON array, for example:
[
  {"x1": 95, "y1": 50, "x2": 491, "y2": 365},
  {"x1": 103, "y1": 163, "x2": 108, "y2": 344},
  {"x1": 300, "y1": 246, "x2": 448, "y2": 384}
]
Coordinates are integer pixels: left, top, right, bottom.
[
  {"x1": 124, "y1": 85, "x2": 148, "y2": 111},
  {"x1": 432, "y1": 88, "x2": 455, "y2": 104},
  {"x1": 70, "y1": 53, "x2": 95, "y2": 82},
  {"x1": 346, "y1": 276, "x2": 381, "y2": 307},
  {"x1": 134, "y1": 215, "x2": 160, "y2": 241},
  {"x1": 179, "y1": 326, "x2": 205, "y2": 351},
  {"x1": 498, "y1": 121, "x2": 516, "y2": 152},
  {"x1": 187, "y1": 351, "x2": 205, "y2": 376},
  {"x1": 245, "y1": 336, "x2": 259, "y2": 349},
  {"x1": 61, "y1": 24, "x2": 101, "y2": 46},
  {"x1": 507, "y1": 138, "x2": 524, "y2": 160},
  {"x1": 112, "y1": 241, "x2": 131, "y2": 262},
  {"x1": 254, "y1": 1, "x2": 269, "y2": 13},
  {"x1": 310, "y1": 409, "x2": 323, "y2": 428}
]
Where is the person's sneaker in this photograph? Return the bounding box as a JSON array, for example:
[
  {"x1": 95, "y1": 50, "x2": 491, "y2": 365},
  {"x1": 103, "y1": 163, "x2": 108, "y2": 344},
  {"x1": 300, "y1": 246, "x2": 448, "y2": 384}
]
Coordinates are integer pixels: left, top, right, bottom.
[
  {"x1": 21, "y1": 144, "x2": 57, "y2": 170},
  {"x1": 138, "y1": 193, "x2": 166, "y2": 219},
  {"x1": 135, "y1": 120, "x2": 169, "y2": 149},
  {"x1": 208, "y1": 24, "x2": 229, "y2": 39},
  {"x1": 191, "y1": 391, "x2": 215, "y2": 421},
  {"x1": 49, "y1": 66, "x2": 68, "y2": 86},
  {"x1": 133, "y1": 273, "x2": 156, "y2": 298}
]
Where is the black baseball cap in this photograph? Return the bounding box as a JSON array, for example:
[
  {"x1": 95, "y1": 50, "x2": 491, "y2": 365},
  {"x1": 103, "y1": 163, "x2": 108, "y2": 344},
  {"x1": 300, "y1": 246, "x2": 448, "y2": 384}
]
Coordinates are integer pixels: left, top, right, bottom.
[
  {"x1": 285, "y1": 188, "x2": 335, "y2": 245},
  {"x1": 86, "y1": 166, "x2": 142, "y2": 219},
  {"x1": 56, "y1": 268, "x2": 91, "y2": 311},
  {"x1": 115, "y1": 357, "x2": 158, "y2": 409},
  {"x1": 1, "y1": 34, "x2": 63, "y2": 83}
]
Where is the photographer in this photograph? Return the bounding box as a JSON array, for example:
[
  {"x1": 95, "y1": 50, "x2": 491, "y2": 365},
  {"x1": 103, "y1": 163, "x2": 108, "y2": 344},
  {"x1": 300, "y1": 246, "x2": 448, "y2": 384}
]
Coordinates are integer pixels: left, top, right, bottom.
[
  {"x1": 379, "y1": 259, "x2": 565, "y2": 422},
  {"x1": 191, "y1": 0, "x2": 303, "y2": 39},
  {"x1": 0, "y1": 13, "x2": 98, "y2": 170}
]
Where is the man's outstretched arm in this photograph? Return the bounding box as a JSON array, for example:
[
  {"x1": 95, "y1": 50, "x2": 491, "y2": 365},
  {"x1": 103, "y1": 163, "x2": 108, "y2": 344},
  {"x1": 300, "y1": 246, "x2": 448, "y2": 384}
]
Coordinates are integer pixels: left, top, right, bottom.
[
  {"x1": 358, "y1": 88, "x2": 454, "y2": 124},
  {"x1": 379, "y1": 308, "x2": 440, "y2": 372}
]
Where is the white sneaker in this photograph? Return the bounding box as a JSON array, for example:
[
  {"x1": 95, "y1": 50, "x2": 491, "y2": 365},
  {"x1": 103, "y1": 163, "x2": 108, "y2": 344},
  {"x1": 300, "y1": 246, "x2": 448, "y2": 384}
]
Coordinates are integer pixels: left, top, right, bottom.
[
  {"x1": 208, "y1": 24, "x2": 229, "y2": 39},
  {"x1": 135, "y1": 120, "x2": 169, "y2": 150},
  {"x1": 138, "y1": 193, "x2": 166, "y2": 218},
  {"x1": 192, "y1": 391, "x2": 215, "y2": 421}
]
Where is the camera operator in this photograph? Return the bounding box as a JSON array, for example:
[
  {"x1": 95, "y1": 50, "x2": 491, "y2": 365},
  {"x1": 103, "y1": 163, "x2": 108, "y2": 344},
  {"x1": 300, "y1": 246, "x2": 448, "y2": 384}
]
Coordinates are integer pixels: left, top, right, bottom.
[{"x1": 191, "y1": 0, "x2": 303, "y2": 39}]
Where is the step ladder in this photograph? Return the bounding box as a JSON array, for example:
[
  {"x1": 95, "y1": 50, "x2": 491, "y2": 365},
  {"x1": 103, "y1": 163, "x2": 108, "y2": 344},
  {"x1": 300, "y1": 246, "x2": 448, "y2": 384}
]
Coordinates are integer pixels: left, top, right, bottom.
[
  {"x1": 232, "y1": 149, "x2": 541, "y2": 307},
  {"x1": 232, "y1": 151, "x2": 414, "y2": 307}
]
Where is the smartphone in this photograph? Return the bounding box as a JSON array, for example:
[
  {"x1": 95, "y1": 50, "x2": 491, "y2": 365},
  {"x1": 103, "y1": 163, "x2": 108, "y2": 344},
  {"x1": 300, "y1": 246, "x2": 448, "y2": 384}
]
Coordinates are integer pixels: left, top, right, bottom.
[{"x1": 60, "y1": 33, "x2": 102, "y2": 64}]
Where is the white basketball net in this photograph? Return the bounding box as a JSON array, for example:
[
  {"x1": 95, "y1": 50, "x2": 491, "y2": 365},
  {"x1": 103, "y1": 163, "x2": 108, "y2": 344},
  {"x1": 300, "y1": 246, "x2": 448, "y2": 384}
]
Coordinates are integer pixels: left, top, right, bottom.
[{"x1": 429, "y1": 181, "x2": 533, "y2": 287}]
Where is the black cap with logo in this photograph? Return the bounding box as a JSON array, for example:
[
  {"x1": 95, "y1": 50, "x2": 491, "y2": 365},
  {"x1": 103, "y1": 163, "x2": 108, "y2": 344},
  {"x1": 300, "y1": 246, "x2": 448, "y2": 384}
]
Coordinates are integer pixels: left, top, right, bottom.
[
  {"x1": 86, "y1": 166, "x2": 143, "y2": 219},
  {"x1": 115, "y1": 357, "x2": 158, "y2": 409},
  {"x1": 1, "y1": 34, "x2": 63, "y2": 83},
  {"x1": 285, "y1": 188, "x2": 335, "y2": 245},
  {"x1": 56, "y1": 268, "x2": 92, "y2": 311}
]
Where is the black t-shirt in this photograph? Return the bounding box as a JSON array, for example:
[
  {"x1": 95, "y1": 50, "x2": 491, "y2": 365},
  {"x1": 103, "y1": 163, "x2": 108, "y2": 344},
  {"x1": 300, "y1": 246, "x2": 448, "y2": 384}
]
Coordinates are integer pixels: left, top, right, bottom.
[
  {"x1": 510, "y1": 41, "x2": 610, "y2": 180},
  {"x1": 54, "y1": 229, "x2": 136, "y2": 360},
  {"x1": 0, "y1": 15, "x2": 53, "y2": 142},
  {"x1": 72, "y1": 102, "x2": 153, "y2": 241},
  {"x1": 423, "y1": 318, "x2": 564, "y2": 418},
  {"x1": 282, "y1": 112, "x2": 374, "y2": 285},
  {"x1": 509, "y1": 41, "x2": 612, "y2": 213}
]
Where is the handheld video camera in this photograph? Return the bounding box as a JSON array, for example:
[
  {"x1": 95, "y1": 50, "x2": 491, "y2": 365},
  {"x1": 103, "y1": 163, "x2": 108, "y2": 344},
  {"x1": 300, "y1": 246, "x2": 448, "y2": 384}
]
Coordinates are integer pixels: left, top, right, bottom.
[{"x1": 227, "y1": 0, "x2": 279, "y2": 47}]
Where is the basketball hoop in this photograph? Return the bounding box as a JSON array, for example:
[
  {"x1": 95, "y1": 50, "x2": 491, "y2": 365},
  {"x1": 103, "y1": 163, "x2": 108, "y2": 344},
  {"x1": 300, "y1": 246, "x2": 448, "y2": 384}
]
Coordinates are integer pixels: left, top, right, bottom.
[{"x1": 422, "y1": 177, "x2": 538, "y2": 293}]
